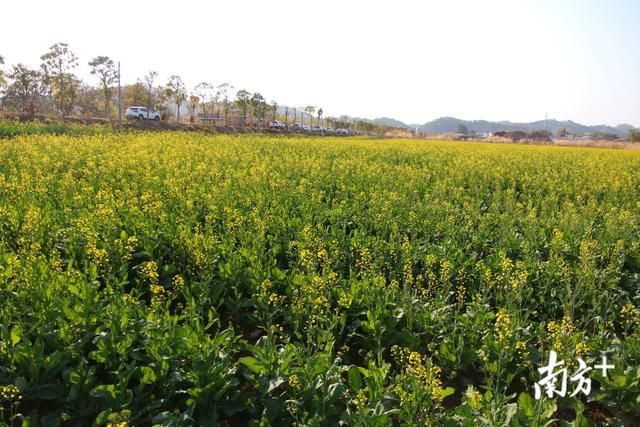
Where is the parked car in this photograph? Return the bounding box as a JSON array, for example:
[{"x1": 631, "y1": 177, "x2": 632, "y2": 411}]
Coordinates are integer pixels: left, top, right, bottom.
[
  {"x1": 335, "y1": 128, "x2": 349, "y2": 135},
  {"x1": 125, "y1": 106, "x2": 161, "y2": 121},
  {"x1": 269, "y1": 120, "x2": 286, "y2": 129},
  {"x1": 289, "y1": 123, "x2": 303, "y2": 131},
  {"x1": 311, "y1": 126, "x2": 323, "y2": 133},
  {"x1": 302, "y1": 125, "x2": 311, "y2": 132}
]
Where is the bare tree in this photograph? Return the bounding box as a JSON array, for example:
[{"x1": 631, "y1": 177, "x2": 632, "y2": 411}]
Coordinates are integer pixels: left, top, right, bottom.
[
  {"x1": 194, "y1": 82, "x2": 213, "y2": 119},
  {"x1": 6, "y1": 64, "x2": 41, "y2": 113},
  {"x1": 188, "y1": 94, "x2": 199, "y2": 122},
  {"x1": 143, "y1": 71, "x2": 158, "y2": 119},
  {"x1": 235, "y1": 89, "x2": 251, "y2": 127},
  {"x1": 251, "y1": 92, "x2": 267, "y2": 128},
  {"x1": 165, "y1": 75, "x2": 187, "y2": 123},
  {"x1": 0, "y1": 54, "x2": 6, "y2": 109},
  {"x1": 217, "y1": 83, "x2": 233, "y2": 126},
  {"x1": 305, "y1": 106, "x2": 316, "y2": 126},
  {"x1": 88, "y1": 56, "x2": 117, "y2": 118},
  {"x1": 40, "y1": 42, "x2": 78, "y2": 118}
]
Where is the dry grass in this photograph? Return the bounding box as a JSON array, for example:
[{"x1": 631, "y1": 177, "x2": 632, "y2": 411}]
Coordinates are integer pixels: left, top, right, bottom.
[{"x1": 552, "y1": 138, "x2": 640, "y2": 150}]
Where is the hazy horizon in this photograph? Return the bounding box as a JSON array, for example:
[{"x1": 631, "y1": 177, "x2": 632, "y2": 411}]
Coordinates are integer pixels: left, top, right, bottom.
[{"x1": 2, "y1": 0, "x2": 639, "y2": 127}]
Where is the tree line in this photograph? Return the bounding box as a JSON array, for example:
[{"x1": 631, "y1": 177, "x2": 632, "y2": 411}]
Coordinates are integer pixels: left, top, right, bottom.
[
  {"x1": 0, "y1": 43, "x2": 329, "y2": 128},
  {"x1": 0, "y1": 43, "x2": 417, "y2": 136}
]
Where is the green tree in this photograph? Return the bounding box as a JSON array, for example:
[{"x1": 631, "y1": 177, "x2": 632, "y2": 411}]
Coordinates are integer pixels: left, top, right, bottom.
[
  {"x1": 304, "y1": 106, "x2": 316, "y2": 126},
  {"x1": 0, "y1": 54, "x2": 6, "y2": 109},
  {"x1": 40, "y1": 42, "x2": 78, "y2": 117},
  {"x1": 457, "y1": 123, "x2": 469, "y2": 135},
  {"x1": 188, "y1": 94, "x2": 200, "y2": 122},
  {"x1": 270, "y1": 100, "x2": 278, "y2": 121},
  {"x1": 627, "y1": 129, "x2": 640, "y2": 142},
  {"x1": 6, "y1": 64, "x2": 41, "y2": 113},
  {"x1": 235, "y1": 89, "x2": 251, "y2": 127},
  {"x1": 165, "y1": 75, "x2": 187, "y2": 123},
  {"x1": 88, "y1": 56, "x2": 116, "y2": 117},
  {"x1": 76, "y1": 83, "x2": 102, "y2": 117},
  {"x1": 317, "y1": 107, "x2": 323, "y2": 127},
  {"x1": 123, "y1": 82, "x2": 148, "y2": 108},
  {"x1": 251, "y1": 92, "x2": 266, "y2": 128},
  {"x1": 143, "y1": 71, "x2": 158, "y2": 119},
  {"x1": 217, "y1": 83, "x2": 233, "y2": 126}
]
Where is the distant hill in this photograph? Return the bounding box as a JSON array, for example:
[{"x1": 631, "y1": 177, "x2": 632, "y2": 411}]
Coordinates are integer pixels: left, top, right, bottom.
[
  {"x1": 274, "y1": 108, "x2": 636, "y2": 136},
  {"x1": 371, "y1": 117, "x2": 411, "y2": 129},
  {"x1": 370, "y1": 116, "x2": 636, "y2": 137}
]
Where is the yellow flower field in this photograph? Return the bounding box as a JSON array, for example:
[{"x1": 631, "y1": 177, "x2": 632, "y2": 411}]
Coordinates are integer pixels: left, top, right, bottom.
[{"x1": 0, "y1": 132, "x2": 639, "y2": 425}]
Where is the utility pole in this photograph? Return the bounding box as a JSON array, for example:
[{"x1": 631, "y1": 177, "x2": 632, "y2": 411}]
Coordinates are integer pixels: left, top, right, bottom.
[{"x1": 117, "y1": 61, "x2": 122, "y2": 130}]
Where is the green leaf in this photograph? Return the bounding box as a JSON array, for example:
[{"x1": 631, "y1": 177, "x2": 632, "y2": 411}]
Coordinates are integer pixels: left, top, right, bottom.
[
  {"x1": 10, "y1": 326, "x2": 21, "y2": 346},
  {"x1": 348, "y1": 366, "x2": 363, "y2": 391},
  {"x1": 68, "y1": 371, "x2": 82, "y2": 385},
  {"x1": 612, "y1": 374, "x2": 628, "y2": 388},
  {"x1": 540, "y1": 398, "x2": 557, "y2": 420},
  {"x1": 439, "y1": 341, "x2": 457, "y2": 363},
  {"x1": 140, "y1": 366, "x2": 157, "y2": 384},
  {"x1": 239, "y1": 356, "x2": 266, "y2": 375},
  {"x1": 95, "y1": 409, "x2": 113, "y2": 426},
  {"x1": 517, "y1": 392, "x2": 534, "y2": 417},
  {"x1": 40, "y1": 412, "x2": 62, "y2": 427},
  {"x1": 440, "y1": 386, "x2": 455, "y2": 399},
  {"x1": 36, "y1": 384, "x2": 61, "y2": 400}
]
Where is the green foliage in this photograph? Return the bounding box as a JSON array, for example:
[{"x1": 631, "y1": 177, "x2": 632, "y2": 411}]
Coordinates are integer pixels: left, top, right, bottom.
[{"x1": 0, "y1": 120, "x2": 111, "y2": 138}]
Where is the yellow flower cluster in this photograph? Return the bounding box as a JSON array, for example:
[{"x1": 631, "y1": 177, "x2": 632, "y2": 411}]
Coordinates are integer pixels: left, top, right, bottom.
[
  {"x1": 121, "y1": 236, "x2": 138, "y2": 263},
  {"x1": 139, "y1": 261, "x2": 159, "y2": 283},
  {"x1": 391, "y1": 345, "x2": 445, "y2": 402},
  {"x1": 547, "y1": 316, "x2": 576, "y2": 352},
  {"x1": 515, "y1": 340, "x2": 530, "y2": 367},
  {"x1": 510, "y1": 261, "x2": 528, "y2": 291},
  {"x1": 455, "y1": 283, "x2": 466, "y2": 310},
  {"x1": 467, "y1": 388, "x2": 483, "y2": 409},
  {"x1": 86, "y1": 243, "x2": 109, "y2": 267},
  {"x1": 355, "y1": 390, "x2": 369, "y2": 409},
  {"x1": 172, "y1": 275, "x2": 185, "y2": 293},
  {"x1": 288, "y1": 374, "x2": 302, "y2": 391},
  {"x1": 356, "y1": 246, "x2": 374, "y2": 276},
  {"x1": 575, "y1": 342, "x2": 589, "y2": 357},
  {"x1": 495, "y1": 309, "x2": 512, "y2": 345},
  {"x1": 621, "y1": 303, "x2": 640, "y2": 330},
  {"x1": 337, "y1": 291, "x2": 353, "y2": 309},
  {"x1": 299, "y1": 248, "x2": 315, "y2": 270},
  {"x1": 439, "y1": 260, "x2": 452, "y2": 285},
  {"x1": 270, "y1": 323, "x2": 284, "y2": 337},
  {"x1": 149, "y1": 284, "x2": 167, "y2": 308},
  {"x1": 0, "y1": 384, "x2": 21, "y2": 401},
  {"x1": 121, "y1": 293, "x2": 140, "y2": 305}
]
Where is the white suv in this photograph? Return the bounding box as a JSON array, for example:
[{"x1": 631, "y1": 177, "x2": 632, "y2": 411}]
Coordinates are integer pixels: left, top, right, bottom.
[{"x1": 125, "y1": 106, "x2": 161, "y2": 121}]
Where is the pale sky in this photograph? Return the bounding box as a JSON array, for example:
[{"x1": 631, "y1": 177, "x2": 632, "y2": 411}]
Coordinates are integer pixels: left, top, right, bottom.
[{"x1": 2, "y1": 0, "x2": 639, "y2": 126}]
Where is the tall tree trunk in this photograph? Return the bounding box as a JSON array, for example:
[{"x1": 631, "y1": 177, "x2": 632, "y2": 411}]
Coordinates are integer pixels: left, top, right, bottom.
[
  {"x1": 59, "y1": 74, "x2": 65, "y2": 120},
  {"x1": 104, "y1": 89, "x2": 110, "y2": 118}
]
